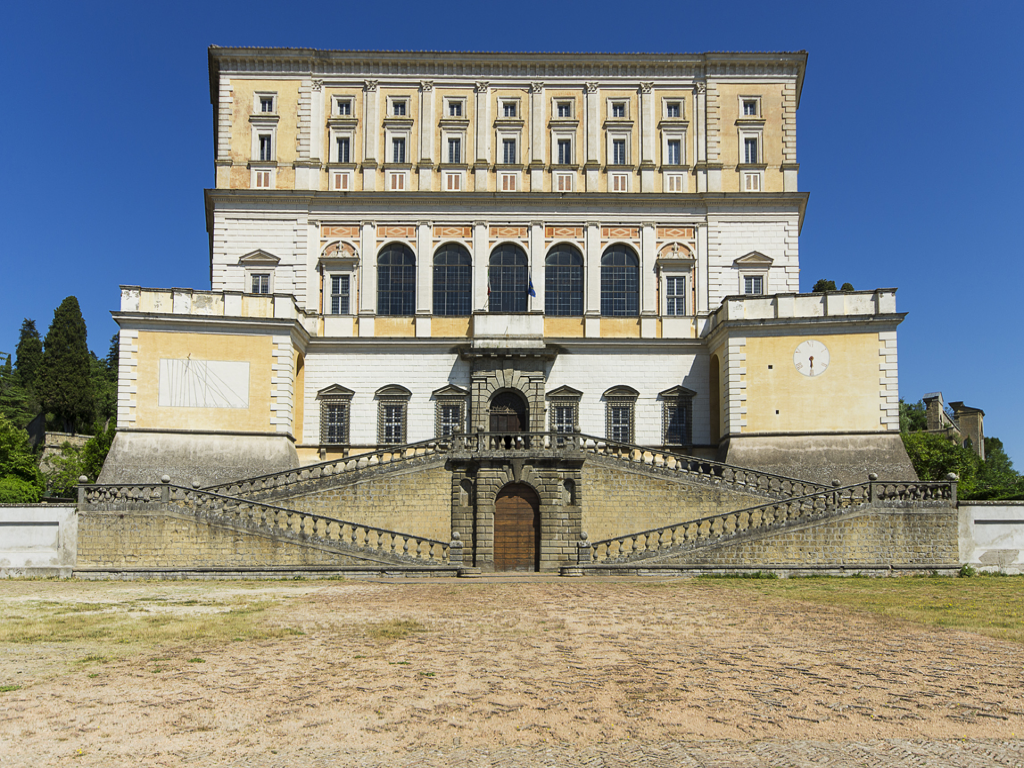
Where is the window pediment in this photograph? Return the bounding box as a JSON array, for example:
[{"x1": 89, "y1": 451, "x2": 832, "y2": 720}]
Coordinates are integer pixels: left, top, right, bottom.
[
  {"x1": 320, "y1": 240, "x2": 359, "y2": 266},
  {"x1": 547, "y1": 385, "x2": 583, "y2": 399},
  {"x1": 658, "y1": 385, "x2": 697, "y2": 399},
  {"x1": 603, "y1": 385, "x2": 639, "y2": 400},
  {"x1": 732, "y1": 251, "x2": 773, "y2": 267},
  {"x1": 376, "y1": 384, "x2": 412, "y2": 399},
  {"x1": 238, "y1": 249, "x2": 280, "y2": 267},
  {"x1": 432, "y1": 384, "x2": 468, "y2": 398},
  {"x1": 317, "y1": 384, "x2": 354, "y2": 399}
]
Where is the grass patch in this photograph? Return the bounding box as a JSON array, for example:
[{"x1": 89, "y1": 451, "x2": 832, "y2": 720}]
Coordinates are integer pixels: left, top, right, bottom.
[
  {"x1": 0, "y1": 685, "x2": 21, "y2": 693},
  {"x1": 366, "y1": 619, "x2": 425, "y2": 640},
  {"x1": 703, "y1": 576, "x2": 1024, "y2": 644},
  {"x1": 697, "y1": 571, "x2": 779, "y2": 580},
  {"x1": 187, "y1": 657, "x2": 205, "y2": 663}
]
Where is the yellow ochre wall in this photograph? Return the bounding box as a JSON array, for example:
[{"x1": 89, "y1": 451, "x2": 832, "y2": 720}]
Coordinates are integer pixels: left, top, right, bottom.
[
  {"x1": 741, "y1": 332, "x2": 882, "y2": 433},
  {"x1": 134, "y1": 331, "x2": 275, "y2": 432},
  {"x1": 228, "y1": 79, "x2": 301, "y2": 190}
]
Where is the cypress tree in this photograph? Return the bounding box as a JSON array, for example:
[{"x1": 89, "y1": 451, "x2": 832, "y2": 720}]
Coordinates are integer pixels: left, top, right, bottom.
[
  {"x1": 15, "y1": 319, "x2": 42, "y2": 392},
  {"x1": 37, "y1": 297, "x2": 94, "y2": 434}
]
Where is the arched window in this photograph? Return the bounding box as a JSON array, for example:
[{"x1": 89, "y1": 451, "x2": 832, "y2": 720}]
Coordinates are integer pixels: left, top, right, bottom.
[
  {"x1": 432, "y1": 244, "x2": 472, "y2": 316},
  {"x1": 545, "y1": 245, "x2": 583, "y2": 316},
  {"x1": 377, "y1": 244, "x2": 416, "y2": 316},
  {"x1": 488, "y1": 244, "x2": 528, "y2": 313},
  {"x1": 601, "y1": 245, "x2": 639, "y2": 316}
]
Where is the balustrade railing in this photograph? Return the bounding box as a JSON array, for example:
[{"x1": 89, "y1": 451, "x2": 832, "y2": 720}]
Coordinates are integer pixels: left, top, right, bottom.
[
  {"x1": 80, "y1": 483, "x2": 451, "y2": 565},
  {"x1": 587, "y1": 479, "x2": 956, "y2": 564}
]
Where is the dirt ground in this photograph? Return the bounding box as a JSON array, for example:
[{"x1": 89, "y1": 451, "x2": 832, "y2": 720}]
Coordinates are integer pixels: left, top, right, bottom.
[{"x1": 1, "y1": 576, "x2": 1022, "y2": 767}]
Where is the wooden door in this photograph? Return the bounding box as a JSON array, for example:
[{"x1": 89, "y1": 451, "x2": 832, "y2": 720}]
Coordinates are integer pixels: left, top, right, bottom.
[
  {"x1": 489, "y1": 391, "x2": 526, "y2": 433},
  {"x1": 493, "y1": 483, "x2": 540, "y2": 571}
]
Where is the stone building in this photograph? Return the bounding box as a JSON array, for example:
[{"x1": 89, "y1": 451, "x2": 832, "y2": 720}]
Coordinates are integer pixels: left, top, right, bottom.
[{"x1": 98, "y1": 48, "x2": 918, "y2": 571}]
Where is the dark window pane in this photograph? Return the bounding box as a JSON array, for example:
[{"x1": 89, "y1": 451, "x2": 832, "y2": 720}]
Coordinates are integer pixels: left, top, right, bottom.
[
  {"x1": 600, "y1": 246, "x2": 639, "y2": 316},
  {"x1": 377, "y1": 244, "x2": 416, "y2": 315},
  {"x1": 488, "y1": 245, "x2": 528, "y2": 313},
  {"x1": 432, "y1": 244, "x2": 472, "y2": 316},
  {"x1": 544, "y1": 246, "x2": 583, "y2": 316}
]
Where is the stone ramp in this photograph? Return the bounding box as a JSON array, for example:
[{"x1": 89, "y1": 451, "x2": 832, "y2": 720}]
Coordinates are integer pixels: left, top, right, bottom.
[{"x1": 76, "y1": 482, "x2": 456, "y2": 572}]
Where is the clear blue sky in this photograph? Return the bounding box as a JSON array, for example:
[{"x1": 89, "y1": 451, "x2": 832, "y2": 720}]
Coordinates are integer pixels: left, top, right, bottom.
[{"x1": 2, "y1": 0, "x2": 1022, "y2": 463}]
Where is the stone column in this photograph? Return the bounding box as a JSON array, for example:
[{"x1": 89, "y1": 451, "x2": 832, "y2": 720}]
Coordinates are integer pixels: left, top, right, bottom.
[
  {"x1": 362, "y1": 80, "x2": 379, "y2": 190},
  {"x1": 584, "y1": 221, "x2": 601, "y2": 336},
  {"x1": 584, "y1": 82, "x2": 601, "y2": 191},
  {"x1": 529, "y1": 82, "x2": 546, "y2": 190},
  {"x1": 529, "y1": 221, "x2": 544, "y2": 312},
  {"x1": 473, "y1": 220, "x2": 488, "y2": 312},
  {"x1": 474, "y1": 82, "x2": 490, "y2": 190},
  {"x1": 358, "y1": 220, "x2": 376, "y2": 337},
  {"x1": 639, "y1": 82, "x2": 655, "y2": 193},
  {"x1": 640, "y1": 221, "x2": 657, "y2": 338},
  {"x1": 415, "y1": 221, "x2": 432, "y2": 336},
  {"x1": 418, "y1": 80, "x2": 434, "y2": 191}
]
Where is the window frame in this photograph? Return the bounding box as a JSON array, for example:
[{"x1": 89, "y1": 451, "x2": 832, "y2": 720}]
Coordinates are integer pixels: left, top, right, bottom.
[
  {"x1": 317, "y1": 385, "x2": 354, "y2": 447},
  {"x1": 253, "y1": 92, "x2": 277, "y2": 115},
  {"x1": 329, "y1": 274, "x2": 351, "y2": 315},
  {"x1": 659, "y1": 386, "x2": 695, "y2": 447},
  {"x1": 603, "y1": 386, "x2": 639, "y2": 445},
  {"x1": 376, "y1": 385, "x2": 412, "y2": 446},
  {"x1": 743, "y1": 274, "x2": 765, "y2": 295},
  {"x1": 600, "y1": 245, "x2": 640, "y2": 316},
  {"x1": 488, "y1": 243, "x2": 530, "y2": 313},
  {"x1": 334, "y1": 96, "x2": 352, "y2": 116},
  {"x1": 501, "y1": 137, "x2": 517, "y2": 165},
  {"x1": 665, "y1": 274, "x2": 687, "y2": 317},
  {"x1": 432, "y1": 243, "x2": 472, "y2": 317},
  {"x1": 546, "y1": 386, "x2": 582, "y2": 435},
  {"x1": 377, "y1": 243, "x2": 417, "y2": 316},
  {"x1": 433, "y1": 385, "x2": 469, "y2": 439},
  {"x1": 544, "y1": 244, "x2": 584, "y2": 317},
  {"x1": 249, "y1": 272, "x2": 271, "y2": 295},
  {"x1": 556, "y1": 100, "x2": 573, "y2": 118},
  {"x1": 663, "y1": 100, "x2": 683, "y2": 119},
  {"x1": 499, "y1": 98, "x2": 519, "y2": 119},
  {"x1": 740, "y1": 96, "x2": 761, "y2": 118}
]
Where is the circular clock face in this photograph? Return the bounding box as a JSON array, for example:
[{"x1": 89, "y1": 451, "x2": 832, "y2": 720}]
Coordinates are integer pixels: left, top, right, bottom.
[{"x1": 793, "y1": 339, "x2": 830, "y2": 377}]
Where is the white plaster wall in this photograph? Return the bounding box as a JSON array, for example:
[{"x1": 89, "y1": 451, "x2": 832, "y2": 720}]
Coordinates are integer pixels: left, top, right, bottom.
[
  {"x1": 959, "y1": 503, "x2": 1024, "y2": 574},
  {"x1": 706, "y1": 215, "x2": 800, "y2": 308},
  {"x1": 301, "y1": 346, "x2": 708, "y2": 448},
  {"x1": 0, "y1": 505, "x2": 77, "y2": 576}
]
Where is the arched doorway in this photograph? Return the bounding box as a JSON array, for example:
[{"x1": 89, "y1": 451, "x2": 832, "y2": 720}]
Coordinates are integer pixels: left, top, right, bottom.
[
  {"x1": 493, "y1": 483, "x2": 540, "y2": 571},
  {"x1": 489, "y1": 390, "x2": 527, "y2": 433}
]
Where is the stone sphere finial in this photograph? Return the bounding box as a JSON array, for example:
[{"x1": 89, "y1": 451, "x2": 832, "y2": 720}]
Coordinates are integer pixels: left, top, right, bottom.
[
  {"x1": 580, "y1": 531, "x2": 589, "y2": 541},
  {"x1": 78, "y1": 475, "x2": 89, "y2": 484},
  {"x1": 160, "y1": 475, "x2": 171, "y2": 484},
  {"x1": 192, "y1": 480, "x2": 201, "y2": 489},
  {"x1": 946, "y1": 472, "x2": 959, "y2": 481},
  {"x1": 831, "y1": 479, "x2": 841, "y2": 487},
  {"x1": 451, "y1": 530, "x2": 461, "y2": 541},
  {"x1": 868, "y1": 473, "x2": 878, "y2": 481}
]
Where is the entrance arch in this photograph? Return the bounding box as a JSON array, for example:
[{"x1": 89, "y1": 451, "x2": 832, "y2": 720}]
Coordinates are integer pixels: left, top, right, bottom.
[
  {"x1": 489, "y1": 390, "x2": 527, "y2": 433},
  {"x1": 493, "y1": 483, "x2": 540, "y2": 571}
]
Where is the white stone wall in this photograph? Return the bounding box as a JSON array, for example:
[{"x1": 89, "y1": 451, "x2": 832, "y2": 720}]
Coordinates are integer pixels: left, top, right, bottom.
[
  {"x1": 0, "y1": 505, "x2": 77, "y2": 577},
  {"x1": 300, "y1": 346, "x2": 708, "y2": 447},
  {"x1": 960, "y1": 503, "x2": 1024, "y2": 574},
  {"x1": 706, "y1": 215, "x2": 800, "y2": 307},
  {"x1": 211, "y1": 210, "x2": 310, "y2": 306}
]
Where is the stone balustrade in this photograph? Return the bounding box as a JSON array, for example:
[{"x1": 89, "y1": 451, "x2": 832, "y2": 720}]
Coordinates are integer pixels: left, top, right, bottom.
[
  {"x1": 80, "y1": 483, "x2": 451, "y2": 565},
  {"x1": 587, "y1": 479, "x2": 956, "y2": 564}
]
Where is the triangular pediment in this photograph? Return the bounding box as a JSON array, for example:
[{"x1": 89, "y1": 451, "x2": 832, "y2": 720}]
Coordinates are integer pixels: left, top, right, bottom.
[
  {"x1": 733, "y1": 251, "x2": 773, "y2": 267},
  {"x1": 238, "y1": 249, "x2": 281, "y2": 266},
  {"x1": 316, "y1": 384, "x2": 354, "y2": 399},
  {"x1": 547, "y1": 385, "x2": 583, "y2": 399},
  {"x1": 432, "y1": 384, "x2": 468, "y2": 397},
  {"x1": 659, "y1": 385, "x2": 697, "y2": 399},
  {"x1": 603, "y1": 385, "x2": 639, "y2": 399},
  {"x1": 376, "y1": 384, "x2": 412, "y2": 398}
]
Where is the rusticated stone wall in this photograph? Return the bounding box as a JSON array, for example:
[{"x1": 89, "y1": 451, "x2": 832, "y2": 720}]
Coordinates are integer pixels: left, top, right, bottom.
[
  {"x1": 648, "y1": 507, "x2": 959, "y2": 567},
  {"x1": 582, "y1": 454, "x2": 769, "y2": 542},
  {"x1": 77, "y1": 509, "x2": 388, "y2": 568}
]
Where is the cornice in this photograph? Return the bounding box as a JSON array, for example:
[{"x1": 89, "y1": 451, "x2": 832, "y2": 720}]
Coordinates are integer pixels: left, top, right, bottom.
[{"x1": 208, "y1": 47, "x2": 807, "y2": 104}]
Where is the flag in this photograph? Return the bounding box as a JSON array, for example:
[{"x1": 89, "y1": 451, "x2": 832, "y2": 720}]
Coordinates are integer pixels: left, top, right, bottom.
[{"x1": 527, "y1": 279, "x2": 536, "y2": 297}]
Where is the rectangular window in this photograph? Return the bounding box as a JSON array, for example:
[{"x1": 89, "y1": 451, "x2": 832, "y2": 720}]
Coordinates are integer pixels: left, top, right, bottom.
[
  {"x1": 389, "y1": 172, "x2": 406, "y2": 191},
  {"x1": 557, "y1": 101, "x2": 572, "y2": 118},
  {"x1": 251, "y1": 273, "x2": 270, "y2": 294},
  {"x1": 502, "y1": 138, "x2": 517, "y2": 164},
  {"x1": 254, "y1": 169, "x2": 272, "y2": 189},
  {"x1": 552, "y1": 405, "x2": 576, "y2": 434},
  {"x1": 666, "y1": 276, "x2": 686, "y2": 316},
  {"x1": 260, "y1": 96, "x2": 274, "y2": 113},
  {"x1": 744, "y1": 275, "x2": 764, "y2": 295},
  {"x1": 609, "y1": 405, "x2": 632, "y2": 443},
  {"x1": 330, "y1": 275, "x2": 350, "y2": 314},
  {"x1": 447, "y1": 137, "x2": 461, "y2": 164},
  {"x1": 666, "y1": 139, "x2": 681, "y2": 165},
  {"x1": 666, "y1": 101, "x2": 681, "y2": 118},
  {"x1": 382, "y1": 404, "x2": 405, "y2": 444},
  {"x1": 438, "y1": 403, "x2": 462, "y2": 437},
  {"x1": 743, "y1": 99, "x2": 758, "y2": 116},
  {"x1": 332, "y1": 171, "x2": 351, "y2": 191},
  {"x1": 611, "y1": 173, "x2": 628, "y2": 192},
  {"x1": 336, "y1": 137, "x2": 350, "y2": 163},
  {"x1": 664, "y1": 403, "x2": 686, "y2": 445},
  {"x1": 258, "y1": 134, "x2": 273, "y2": 161},
  {"x1": 500, "y1": 172, "x2": 518, "y2": 191},
  {"x1": 393, "y1": 100, "x2": 406, "y2": 116},
  {"x1": 666, "y1": 173, "x2": 683, "y2": 193},
  {"x1": 323, "y1": 402, "x2": 348, "y2": 444},
  {"x1": 557, "y1": 139, "x2": 572, "y2": 165},
  {"x1": 335, "y1": 98, "x2": 351, "y2": 116},
  {"x1": 743, "y1": 171, "x2": 762, "y2": 192},
  {"x1": 392, "y1": 137, "x2": 406, "y2": 164},
  {"x1": 611, "y1": 102, "x2": 626, "y2": 118},
  {"x1": 448, "y1": 101, "x2": 462, "y2": 117},
  {"x1": 503, "y1": 101, "x2": 517, "y2": 118},
  {"x1": 445, "y1": 172, "x2": 462, "y2": 191},
  {"x1": 743, "y1": 137, "x2": 759, "y2": 164},
  {"x1": 612, "y1": 139, "x2": 626, "y2": 165},
  {"x1": 555, "y1": 172, "x2": 573, "y2": 192}
]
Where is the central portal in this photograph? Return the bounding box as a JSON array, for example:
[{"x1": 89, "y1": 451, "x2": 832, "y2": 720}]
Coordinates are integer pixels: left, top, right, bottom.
[
  {"x1": 489, "y1": 390, "x2": 527, "y2": 433},
  {"x1": 493, "y1": 482, "x2": 540, "y2": 571}
]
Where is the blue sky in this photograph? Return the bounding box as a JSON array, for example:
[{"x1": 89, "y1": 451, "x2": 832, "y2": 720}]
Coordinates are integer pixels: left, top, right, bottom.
[{"x1": 2, "y1": 0, "x2": 1022, "y2": 463}]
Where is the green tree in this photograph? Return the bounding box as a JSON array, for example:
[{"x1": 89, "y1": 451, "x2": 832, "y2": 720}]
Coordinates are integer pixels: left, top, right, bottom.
[
  {"x1": 15, "y1": 319, "x2": 42, "y2": 393},
  {"x1": 89, "y1": 351, "x2": 117, "y2": 430},
  {"x1": 899, "y1": 399, "x2": 927, "y2": 432},
  {"x1": 975, "y1": 438, "x2": 1024, "y2": 500},
  {"x1": 37, "y1": 297, "x2": 94, "y2": 434},
  {"x1": 43, "y1": 421, "x2": 116, "y2": 497},
  {"x1": 0, "y1": 355, "x2": 35, "y2": 427},
  {"x1": 0, "y1": 413, "x2": 44, "y2": 502},
  {"x1": 901, "y1": 432, "x2": 981, "y2": 497},
  {"x1": 812, "y1": 279, "x2": 837, "y2": 293},
  {"x1": 840, "y1": 282, "x2": 854, "y2": 292}
]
